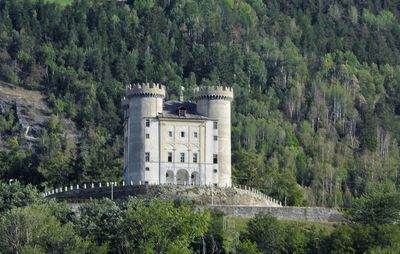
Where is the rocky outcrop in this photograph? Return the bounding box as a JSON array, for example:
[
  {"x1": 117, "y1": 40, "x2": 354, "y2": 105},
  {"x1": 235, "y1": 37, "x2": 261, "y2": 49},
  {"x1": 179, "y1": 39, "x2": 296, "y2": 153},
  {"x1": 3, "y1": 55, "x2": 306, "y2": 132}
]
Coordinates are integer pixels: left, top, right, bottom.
[{"x1": 0, "y1": 81, "x2": 80, "y2": 145}]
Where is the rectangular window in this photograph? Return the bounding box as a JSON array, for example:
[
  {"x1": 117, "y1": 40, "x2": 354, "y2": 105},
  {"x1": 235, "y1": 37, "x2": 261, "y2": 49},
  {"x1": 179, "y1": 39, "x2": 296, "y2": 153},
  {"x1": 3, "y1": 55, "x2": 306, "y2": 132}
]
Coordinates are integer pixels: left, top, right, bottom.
[
  {"x1": 180, "y1": 153, "x2": 185, "y2": 163},
  {"x1": 145, "y1": 119, "x2": 150, "y2": 127},
  {"x1": 168, "y1": 152, "x2": 172, "y2": 162},
  {"x1": 145, "y1": 167, "x2": 150, "y2": 171},
  {"x1": 213, "y1": 135, "x2": 218, "y2": 141},
  {"x1": 213, "y1": 169, "x2": 218, "y2": 173},
  {"x1": 194, "y1": 132, "x2": 198, "y2": 138},
  {"x1": 145, "y1": 152, "x2": 150, "y2": 162},
  {"x1": 168, "y1": 131, "x2": 173, "y2": 137},
  {"x1": 193, "y1": 153, "x2": 198, "y2": 163},
  {"x1": 181, "y1": 131, "x2": 185, "y2": 138},
  {"x1": 146, "y1": 133, "x2": 150, "y2": 139},
  {"x1": 213, "y1": 121, "x2": 218, "y2": 129},
  {"x1": 213, "y1": 154, "x2": 218, "y2": 164}
]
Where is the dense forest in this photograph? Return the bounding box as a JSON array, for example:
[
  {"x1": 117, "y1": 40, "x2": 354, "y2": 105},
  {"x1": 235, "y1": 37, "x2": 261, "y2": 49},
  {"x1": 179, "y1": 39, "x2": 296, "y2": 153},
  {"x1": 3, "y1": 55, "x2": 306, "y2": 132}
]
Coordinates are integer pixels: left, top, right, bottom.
[{"x1": 1, "y1": 0, "x2": 400, "y2": 207}]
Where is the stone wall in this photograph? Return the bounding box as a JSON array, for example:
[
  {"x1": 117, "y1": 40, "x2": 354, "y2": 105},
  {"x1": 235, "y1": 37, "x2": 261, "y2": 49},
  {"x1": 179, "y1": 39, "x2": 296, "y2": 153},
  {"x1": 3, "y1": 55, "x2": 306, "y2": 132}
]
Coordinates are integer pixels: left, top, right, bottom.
[
  {"x1": 205, "y1": 205, "x2": 345, "y2": 222},
  {"x1": 46, "y1": 185, "x2": 345, "y2": 222}
]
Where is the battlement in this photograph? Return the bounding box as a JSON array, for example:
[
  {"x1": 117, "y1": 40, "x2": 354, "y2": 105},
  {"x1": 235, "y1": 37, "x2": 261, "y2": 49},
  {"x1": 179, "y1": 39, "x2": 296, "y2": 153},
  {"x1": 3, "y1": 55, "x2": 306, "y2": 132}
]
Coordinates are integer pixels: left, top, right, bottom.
[
  {"x1": 126, "y1": 82, "x2": 166, "y2": 98},
  {"x1": 193, "y1": 86, "x2": 234, "y2": 101}
]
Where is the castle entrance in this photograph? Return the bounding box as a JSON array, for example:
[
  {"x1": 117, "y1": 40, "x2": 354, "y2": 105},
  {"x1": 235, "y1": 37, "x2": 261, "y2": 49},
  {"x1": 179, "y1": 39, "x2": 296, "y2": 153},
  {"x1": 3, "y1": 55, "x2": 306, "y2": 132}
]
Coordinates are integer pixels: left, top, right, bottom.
[
  {"x1": 176, "y1": 169, "x2": 189, "y2": 185},
  {"x1": 166, "y1": 170, "x2": 174, "y2": 184},
  {"x1": 191, "y1": 171, "x2": 200, "y2": 185}
]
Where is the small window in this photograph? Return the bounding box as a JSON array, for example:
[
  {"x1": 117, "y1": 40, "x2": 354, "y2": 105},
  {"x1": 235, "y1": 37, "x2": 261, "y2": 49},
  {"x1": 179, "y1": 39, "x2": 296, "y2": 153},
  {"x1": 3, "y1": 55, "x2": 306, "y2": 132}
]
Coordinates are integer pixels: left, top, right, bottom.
[
  {"x1": 145, "y1": 152, "x2": 150, "y2": 162},
  {"x1": 213, "y1": 154, "x2": 218, "y2": 164},
  {"x1": 144, "y1": 181, "x2": 149, "y2": 184},
  {"x1": 194, "y1": 132, "x2": 198, "y2": 138},
  {"x1": 180, "y1": 153, "x2": 185, "y2": 163},
  {"x1": 168, "y1": 131, "x2": 173, "y2": 137},
  {"x1": 213, "y1": 169, "x2": 218, "y2": 173},
  {"x1": 168, "y1": 152, "x2": 172, "y2": 162},
  {"x1": 146, "y1": 133, "x2": 150, "y2": 139},
  {"x1": 145, "y1": 119, "x2": 150, "y2": 127},
  {"x1": 145, "y1": 167, "x2": 150, "y2": 171},
  {"x1": 213, "y1": 135, "x2": 218, "y2": 141},
  {"x1": 213, "y1": 121, "x2": 218, "y2": 129},
  {"x1": 193, "y1": 153, "x2": 198, "y2": 163},
  {"x1": 181, "y1": 131, "x2": 185, "y2": 138}
]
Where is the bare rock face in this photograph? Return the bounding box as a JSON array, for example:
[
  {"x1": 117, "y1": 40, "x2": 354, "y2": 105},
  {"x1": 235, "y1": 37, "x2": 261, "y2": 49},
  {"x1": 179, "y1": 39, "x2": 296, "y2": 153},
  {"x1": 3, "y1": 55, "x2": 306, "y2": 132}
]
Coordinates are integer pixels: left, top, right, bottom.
[{"x1": 0, "y1": 81, "x2": 79, "y2": 146}]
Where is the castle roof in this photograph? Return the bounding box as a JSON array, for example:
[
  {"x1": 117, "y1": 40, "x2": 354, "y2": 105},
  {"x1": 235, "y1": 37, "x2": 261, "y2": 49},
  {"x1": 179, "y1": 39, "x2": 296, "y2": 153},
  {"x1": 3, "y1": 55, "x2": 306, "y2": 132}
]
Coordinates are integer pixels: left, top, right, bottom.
[{"x1": 161, "y1": 101, "x2": 208, "y2": 120}]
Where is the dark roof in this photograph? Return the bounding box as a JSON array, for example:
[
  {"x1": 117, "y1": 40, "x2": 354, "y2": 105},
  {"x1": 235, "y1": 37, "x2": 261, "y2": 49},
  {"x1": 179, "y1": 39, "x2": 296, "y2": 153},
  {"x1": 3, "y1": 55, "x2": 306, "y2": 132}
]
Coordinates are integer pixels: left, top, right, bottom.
[{"x1": 161, "y1": 101, "x2": 208, "y2": 120}]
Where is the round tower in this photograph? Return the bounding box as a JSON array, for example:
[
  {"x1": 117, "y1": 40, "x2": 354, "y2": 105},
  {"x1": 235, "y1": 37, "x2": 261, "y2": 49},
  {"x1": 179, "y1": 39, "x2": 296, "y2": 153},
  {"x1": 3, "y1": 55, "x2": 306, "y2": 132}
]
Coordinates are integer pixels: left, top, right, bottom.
[
  {"x1": 193, "y1": 86, "x2": 234, "y2": 187},
  {"x1": 122, "y1": 83, "x2": 166, "y2": 184}
]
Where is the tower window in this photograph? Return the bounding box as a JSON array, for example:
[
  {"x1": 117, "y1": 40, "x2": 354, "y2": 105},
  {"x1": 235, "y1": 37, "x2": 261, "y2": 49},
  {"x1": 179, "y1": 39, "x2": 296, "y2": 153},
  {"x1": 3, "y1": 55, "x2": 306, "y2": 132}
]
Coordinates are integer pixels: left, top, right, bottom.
[
  {"x1": 194, "y1": 132, "x2": 198, "y2": 138},
  {"x1": 145, "y1": 119, "x2": 150, "y2": 127},
  {"x1": 168, "y1": 131, "x2": 173, "y2": 137},
  {"x1": 213, "y1": 121, "x2": 218, "y2": 129},
  {"x1": 213, "y1": 135, "x2": 218, "y2": 141},
  {"x1": 193, "y1": 153, "x2": 198, "y2": 163},
  {"x1": 168, "y1": 152, "x2": 172, "y2": 162},
  {"x1": 146, "y1": 133, "x2": 150, "y2": 139},
  {"x1": 213, "y1": 154, "x2": 218, "y2": 164},
  {"x1": 181, "y1": 131, "x2": 185, "y2": 138},
  {"x1": 180, "y1": 153, "x2": 185, "y2": 162},
  {"x1": 145, "y1": 152, "x2": 150, "y2": 162},
  {"x1": 145, "y1": 167, "x2": 150, "y2": 171},
  {"x1": 213, "y1": 169, "x2": 218, "y2": 173}
]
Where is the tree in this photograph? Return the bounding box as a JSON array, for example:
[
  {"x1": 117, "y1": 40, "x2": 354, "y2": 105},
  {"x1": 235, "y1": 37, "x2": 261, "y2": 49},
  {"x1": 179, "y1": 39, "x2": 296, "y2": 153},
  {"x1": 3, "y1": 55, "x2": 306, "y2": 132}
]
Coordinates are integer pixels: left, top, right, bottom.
[
  {"x1": 0, "y1": 204, "x2": 104, "y2": 253},
  {"x1": 347, "y1": 191, "x2": 400, "y2": 225}
]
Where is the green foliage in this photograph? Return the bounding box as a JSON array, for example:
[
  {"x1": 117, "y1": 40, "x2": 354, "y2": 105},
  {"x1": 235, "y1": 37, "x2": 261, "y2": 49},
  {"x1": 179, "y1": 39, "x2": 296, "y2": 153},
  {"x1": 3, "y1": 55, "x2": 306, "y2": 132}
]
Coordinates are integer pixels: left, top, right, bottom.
[
  {"x1": 0, "y1": 181, "x2": 43, "y2": 214},
  {"x1": 0, "y1": 204, "x2": 103, "y2": 254},
  {"x1": 124, "y1": 198, "x2": 210, "y2": 253},
  {"x1": 347, "y1": 191, "x2": 400, "y2": 225}
]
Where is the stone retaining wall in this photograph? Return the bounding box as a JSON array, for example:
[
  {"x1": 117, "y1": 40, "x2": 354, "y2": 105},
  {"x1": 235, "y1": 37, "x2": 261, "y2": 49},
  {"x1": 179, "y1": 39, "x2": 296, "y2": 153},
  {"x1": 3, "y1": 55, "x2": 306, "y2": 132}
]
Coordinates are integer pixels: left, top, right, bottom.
[{"x1": 205, "y1": 205, "x2": 345, "y2": 222}]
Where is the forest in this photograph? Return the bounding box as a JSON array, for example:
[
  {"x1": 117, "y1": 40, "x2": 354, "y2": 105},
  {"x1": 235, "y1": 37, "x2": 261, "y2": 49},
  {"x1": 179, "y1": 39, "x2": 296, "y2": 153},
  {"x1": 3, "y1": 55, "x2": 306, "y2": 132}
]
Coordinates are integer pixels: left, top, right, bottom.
[{"x1": 1, "y1": 0, "x2": 400, "y2": 252}]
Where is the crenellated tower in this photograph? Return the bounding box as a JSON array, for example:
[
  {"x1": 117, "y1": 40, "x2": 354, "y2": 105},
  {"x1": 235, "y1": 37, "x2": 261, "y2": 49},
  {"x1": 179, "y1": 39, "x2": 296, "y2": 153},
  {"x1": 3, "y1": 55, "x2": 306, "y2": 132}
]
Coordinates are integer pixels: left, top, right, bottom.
[
  {"x1": 193, "y1": 86, "x2": 234, "y2": 187},
  {"x1": 122, "y1": 83, "x2": 166, "y2": 184}
]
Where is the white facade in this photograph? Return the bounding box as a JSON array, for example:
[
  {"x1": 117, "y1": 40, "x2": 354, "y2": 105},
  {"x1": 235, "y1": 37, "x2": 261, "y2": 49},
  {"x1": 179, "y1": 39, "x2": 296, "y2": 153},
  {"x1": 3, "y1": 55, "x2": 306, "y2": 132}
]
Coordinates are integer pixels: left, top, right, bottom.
[{"x1": 122, "y1": 83, "x2": 233, "y2": 186}]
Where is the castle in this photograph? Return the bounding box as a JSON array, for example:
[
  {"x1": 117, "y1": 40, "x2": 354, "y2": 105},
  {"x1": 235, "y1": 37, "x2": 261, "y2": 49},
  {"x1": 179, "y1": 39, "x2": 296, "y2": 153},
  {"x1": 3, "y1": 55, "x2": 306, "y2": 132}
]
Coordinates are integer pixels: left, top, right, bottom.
[{"x1": 122, "y1": 83, "x2": 234, "y2": 187}]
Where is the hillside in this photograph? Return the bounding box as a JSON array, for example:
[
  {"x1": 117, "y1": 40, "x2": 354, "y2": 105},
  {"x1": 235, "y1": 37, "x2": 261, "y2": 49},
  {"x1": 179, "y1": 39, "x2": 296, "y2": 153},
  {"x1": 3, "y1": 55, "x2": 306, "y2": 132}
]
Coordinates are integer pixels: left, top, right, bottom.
[{"x1": 0, "y1": 0, "x2": 400, "y2": 207}]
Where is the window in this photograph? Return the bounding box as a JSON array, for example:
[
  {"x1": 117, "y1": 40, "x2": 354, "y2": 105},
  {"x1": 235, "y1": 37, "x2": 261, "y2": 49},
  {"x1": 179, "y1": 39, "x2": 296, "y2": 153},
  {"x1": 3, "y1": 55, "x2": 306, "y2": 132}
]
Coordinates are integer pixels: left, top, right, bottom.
[
  {"x1": 181, "y1": 131, "x2": 185, "y2": 138},
  {"x1": 145, "y1": 152, "x2": 150, "y2": 162},
  {"x1": 193, "y1": 153, "x2": 198, "y2": 163},
  {"x1": 213, "y1": 135, "x2": 218, "y2": 141},
  {"x1": 168, "y1": 131, "x2": 173, "y2": 137},
  {"x1": 213, "y1": 154, "x2": 218, "y2": 164},
  {"x1": 168, "y1": 152, "x2": 172, "y2": 162},
  {"x1": 213, "y1": 121, "x2": 218, "y2": 129},
  {"x1": 213, "y1": 169, "x2": 218, "y2": 173},
  {"x1": 145, "y1": 167, "x2": 150, "y2": 171},
  {"x1": 180, "y1": 153, "x2": 185, "y2": 162},
  {"x1": 145, "y1": 119, "x2": 150, "y2": 127},
  {"x1": 144, "y1": 181, "x2": 149, "y2": 184},
  {"x1": 194, "y1": 132, "x2": 198, "y2": 138},
  {"x1": 146, "y1": 133, "x2": 150, "y2": 139}
]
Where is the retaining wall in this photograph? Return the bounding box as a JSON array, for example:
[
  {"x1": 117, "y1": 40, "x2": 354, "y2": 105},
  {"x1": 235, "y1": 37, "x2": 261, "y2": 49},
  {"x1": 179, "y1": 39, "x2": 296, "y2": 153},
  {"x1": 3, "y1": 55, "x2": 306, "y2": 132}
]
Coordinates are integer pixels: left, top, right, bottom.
[{"x1": 205, "y1": 205, "x2": 345, "y2": 222}]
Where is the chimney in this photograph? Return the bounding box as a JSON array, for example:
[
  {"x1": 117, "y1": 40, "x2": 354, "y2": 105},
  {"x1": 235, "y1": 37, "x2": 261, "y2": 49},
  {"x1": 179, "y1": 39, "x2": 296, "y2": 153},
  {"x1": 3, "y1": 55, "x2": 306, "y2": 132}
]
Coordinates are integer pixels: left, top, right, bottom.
[{"x1": 179, "y1": 86, "x2": 185, "y2": 102}]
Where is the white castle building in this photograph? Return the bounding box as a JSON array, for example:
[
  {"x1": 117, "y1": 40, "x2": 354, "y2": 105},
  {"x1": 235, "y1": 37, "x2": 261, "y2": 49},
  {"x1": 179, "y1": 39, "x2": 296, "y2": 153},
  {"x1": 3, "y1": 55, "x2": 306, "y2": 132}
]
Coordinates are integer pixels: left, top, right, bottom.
[{"x1": 122, "y1": 83, "x2": 234, "y2": 186}]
